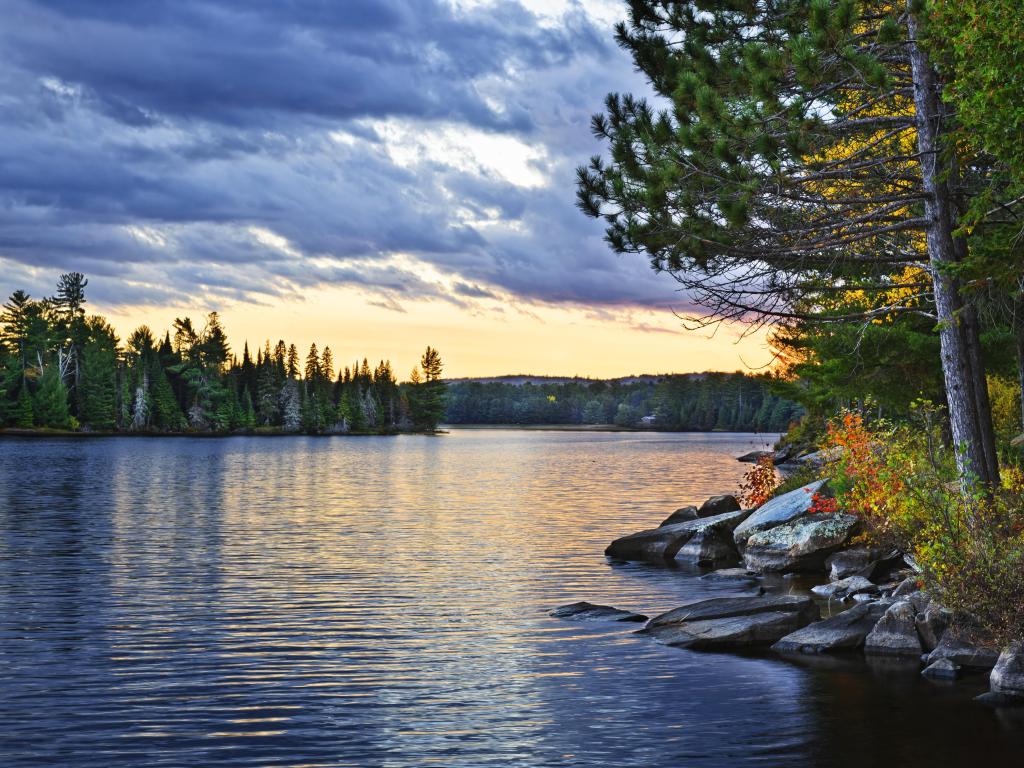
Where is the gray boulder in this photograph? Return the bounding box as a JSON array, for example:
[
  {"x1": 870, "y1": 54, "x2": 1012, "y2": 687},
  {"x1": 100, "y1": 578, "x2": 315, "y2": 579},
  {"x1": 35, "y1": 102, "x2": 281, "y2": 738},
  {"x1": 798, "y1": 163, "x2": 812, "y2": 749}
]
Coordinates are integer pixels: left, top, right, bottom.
[
  {"x1": 891, "y1": 576, "x2": 920, "y2": 598},
  {"x1": 607, "y1": 509, "x2": 749, "y2": 563},
  {"x1": 697, "y1": 495, "x2": 741, "y2": 517},
  {"x1": 915, "y1": 605, "x2": 952, "y2": 652},
  {"x1": 926, "y1": 622, "x2": 1000, "y2": 670},
  {"x1": 733, "y1": 480, "x2": 830, "y2": 549},
  {"x1": 922, "y1": 658, "x2": 961, "y2": 680},
  {"x1": 549, "y1": 602, "x2": 647, "y2": 622},
  {"x1": 645, "y1": 594, "x2": 819, "y2": 650},
  {"x1": 660, "y1": 506, "x2": 699, "y2": 526},
  {"x1": 737, "y1": 450, "x2": 772, "y2": 463},
  {"x1": 864, "y1": 600, "x2": 923, "y2": 657},
  {"x1": 742, "y1": 513, "x2": 859, "y2": 573},
  {"x1": 825, "y1": 547, "x2": 881, "y2": 581},
  {"x1": 772, "y1": 601, "x2": 888, "y2": 654},
  {"x1": 811, "y1": 576, "x2": 878, "y2": 600},
  {"x1": 674, "y1": 511, "x2": 752, "y2": 566},
  {"x1": 991, "y1": 643, "x2": 1024, "y2": 700}
]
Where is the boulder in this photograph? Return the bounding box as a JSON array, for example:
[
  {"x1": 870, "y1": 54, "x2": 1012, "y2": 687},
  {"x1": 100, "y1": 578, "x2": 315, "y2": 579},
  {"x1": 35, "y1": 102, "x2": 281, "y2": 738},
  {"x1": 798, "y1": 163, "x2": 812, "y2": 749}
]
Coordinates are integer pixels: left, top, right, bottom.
[
  {"x1": 645, "y1": 594, "x2": 819, "y2": 650},
  {"x1": 607, "y1": 510, "x2": 749, "y2": 563},
  {"x1": 742, "y1": 513, "x2": 860, "y2": 573},
  {"x1": 733, "y1": 480, "x2": 830, "y2": 549},
  {"x1": 699, "y1": 567, "x2": 758, "y2": 582},
  {"x1": 990, "y1": 644, "x2": 1024, "y2": 700},
  {"x1": 737, "y1": 449, "x2": 773, "y2": 463},
  {"x1": 792, "y1": 447, "x2": 843, "y2": 468},
  {"x1": 891, "y1": 576, "x2": 920, "y2": 598},
  {"x1": 674, "y1": 511, "x2": 752, "y2": 566},
  {"x1": 660, "y1": 506, "x2": 699, "y2": 526},
  {"x1": 922, "y1": 658, "x2": 961, "y2": 680},
  {"x1": 864, "y1": 600, "x2": 923, "y2": 657},
  {"x1": 810, "y1": 576, "x2": 878, "y2": 600},
  {"x1": 926, "y1": 621, "x2": 1000, "y2": 670},
  {"x1": 697, "y1": 495, "x2": 741, "y2": 517},
  {"x1": 826, "y1": 547, "x2": 881, "y2": 580},
  {"x1": 549, "y1": 602, "x2": 647, "y2": 622},
  {"x1": 915, "y1": 605, "x2": 952, "y2": 652},
  {"x1": 772, "y1": 601, "x2": 889, "y2": 654}
]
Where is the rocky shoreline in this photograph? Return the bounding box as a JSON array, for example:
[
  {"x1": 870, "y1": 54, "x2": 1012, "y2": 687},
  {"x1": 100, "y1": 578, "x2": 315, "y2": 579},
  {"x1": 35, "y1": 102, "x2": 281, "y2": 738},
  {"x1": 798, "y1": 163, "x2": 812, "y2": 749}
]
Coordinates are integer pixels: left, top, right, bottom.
[{"x1": 553, "y1": 482, "x2": 1024, "y2": 708}]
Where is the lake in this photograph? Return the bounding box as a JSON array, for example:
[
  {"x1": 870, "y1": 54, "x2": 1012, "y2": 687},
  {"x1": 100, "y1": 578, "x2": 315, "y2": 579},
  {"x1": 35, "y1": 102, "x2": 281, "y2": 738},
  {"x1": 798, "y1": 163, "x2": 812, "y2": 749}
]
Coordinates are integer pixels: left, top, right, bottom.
[{"x1": 0, "y1": 430, "x2": 1021, "y2": 766}]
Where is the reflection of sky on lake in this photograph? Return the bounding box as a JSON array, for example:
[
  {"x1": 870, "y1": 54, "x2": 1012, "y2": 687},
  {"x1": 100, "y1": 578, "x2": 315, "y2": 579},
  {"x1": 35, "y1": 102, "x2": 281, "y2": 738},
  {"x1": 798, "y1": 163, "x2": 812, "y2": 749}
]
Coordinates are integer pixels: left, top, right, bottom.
[{"x1": 1, "y1": 431, "x2": 1021, "y2": 766}]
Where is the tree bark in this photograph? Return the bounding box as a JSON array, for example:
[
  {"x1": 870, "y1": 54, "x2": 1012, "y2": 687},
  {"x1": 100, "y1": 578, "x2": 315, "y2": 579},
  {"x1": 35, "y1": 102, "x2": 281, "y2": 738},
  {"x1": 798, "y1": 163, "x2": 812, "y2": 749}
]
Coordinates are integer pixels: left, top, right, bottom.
[{"x1": 907, "y1": 9, "x2": 997, "y2": 489}]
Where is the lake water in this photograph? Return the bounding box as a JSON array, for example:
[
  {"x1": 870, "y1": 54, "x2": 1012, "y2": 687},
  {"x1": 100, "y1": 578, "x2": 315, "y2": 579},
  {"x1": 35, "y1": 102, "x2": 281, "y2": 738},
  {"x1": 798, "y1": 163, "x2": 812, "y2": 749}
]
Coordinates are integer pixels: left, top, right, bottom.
[{"x1": 0, "y1": 430, "x2": 1021, "y2": 767}]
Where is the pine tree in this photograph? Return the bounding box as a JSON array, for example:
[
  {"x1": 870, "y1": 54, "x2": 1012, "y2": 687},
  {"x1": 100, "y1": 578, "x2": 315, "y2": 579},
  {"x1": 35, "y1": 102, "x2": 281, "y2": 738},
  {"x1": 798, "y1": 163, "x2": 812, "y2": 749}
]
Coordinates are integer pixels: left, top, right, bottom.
[{"x1": 576, "y1": 0, "x2": 1008, "y2": 489}]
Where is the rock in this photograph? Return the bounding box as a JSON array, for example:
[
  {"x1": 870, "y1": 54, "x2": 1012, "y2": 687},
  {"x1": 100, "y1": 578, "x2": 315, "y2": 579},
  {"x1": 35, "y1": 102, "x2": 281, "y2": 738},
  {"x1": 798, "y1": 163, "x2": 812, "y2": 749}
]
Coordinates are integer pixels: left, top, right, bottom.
[
  {"x1": 737, "y1": 449, "x2": 773, "y2": 463},
  {"x1": 852, "y1": 593, "x2": 877, "y2": 603},
  {"x1": 699, "y1": 567, "x2": 758, "y2": 582},
  {"x1": 772, "y1": 601, "x2": 888, "y2": 653},
  {"x1": 990, "y1": 643, "x2": 1024, "y2": 700},
  {"x1": 733, "y1": 480, "x2": 830, "y2": 549},
  {"x1": 645, "y1": 594, "x2": 819, "y2": 650},
  {"x1": 825, "y1": 547, "x2": 880, "y2": 580},
  {"x1": 864, "y1": 600, "x2": 923, "y2": 657},
  {"x1": 674, "y1": 511, "x2": 752, "y2": 566},
  {"x1": 607, "y1": 510, "x2": 750, "y2": 563},
  {"x1": 792, "y1": 447, "x2": 843, "y2": 468},
  {"x1": 891, "y1": 576, "x2": 920, "y2": 598},
  {"x1": 742, "y1": 513, "x2": 859, "y2": 573},
  {"x1": 926, "y1": 621, "x2": 1001, "y2": 670},
  {"x1": 915, "y1": 605, "x2": 952, "y2": 652},
  {"x1": 697, "y1": 495, "x2": 741, "y2": 517},
  {"x1": 549, "y1": 602, "x2": 647, "y2": 622},
  {"x1": 922, "y1": 658, "x2": 961, "y2": 680},
  {"x1": 660, "y1": 506, "x2": 699, "y2": 526},
  {"x1": 810, "y1": 576, "x2": 878, "y2": 600}
]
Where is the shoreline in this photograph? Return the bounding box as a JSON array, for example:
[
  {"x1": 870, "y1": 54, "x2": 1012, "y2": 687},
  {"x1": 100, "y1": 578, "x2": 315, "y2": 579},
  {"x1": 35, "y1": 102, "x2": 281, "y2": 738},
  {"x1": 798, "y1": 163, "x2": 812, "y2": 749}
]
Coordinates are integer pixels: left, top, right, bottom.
[{"x1": 0, "y1": 425, "x2": 782, "y2": 439}]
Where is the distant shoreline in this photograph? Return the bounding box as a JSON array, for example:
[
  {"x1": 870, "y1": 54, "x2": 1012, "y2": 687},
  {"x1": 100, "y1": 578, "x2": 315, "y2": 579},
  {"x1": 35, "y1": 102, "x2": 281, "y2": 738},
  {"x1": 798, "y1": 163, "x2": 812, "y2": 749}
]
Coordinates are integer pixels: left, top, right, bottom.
[{"x1": 0, "y1": 425, "x2": 781, "y2": 439}]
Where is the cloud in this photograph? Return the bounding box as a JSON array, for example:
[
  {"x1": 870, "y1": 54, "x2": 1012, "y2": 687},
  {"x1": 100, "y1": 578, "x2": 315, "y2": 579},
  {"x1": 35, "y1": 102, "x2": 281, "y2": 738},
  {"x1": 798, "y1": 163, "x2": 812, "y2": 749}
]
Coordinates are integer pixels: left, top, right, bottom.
[{"x1": 0, "y1": 0, "x2": 676, "y2": 315}]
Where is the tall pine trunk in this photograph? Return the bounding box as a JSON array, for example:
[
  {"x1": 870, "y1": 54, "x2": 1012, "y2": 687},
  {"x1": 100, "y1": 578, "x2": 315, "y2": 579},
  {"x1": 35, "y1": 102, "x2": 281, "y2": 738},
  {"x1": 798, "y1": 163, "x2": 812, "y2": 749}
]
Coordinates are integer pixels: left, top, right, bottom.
[{"x1": 907, "y1": 9, "x2": 998, "y2": 489}]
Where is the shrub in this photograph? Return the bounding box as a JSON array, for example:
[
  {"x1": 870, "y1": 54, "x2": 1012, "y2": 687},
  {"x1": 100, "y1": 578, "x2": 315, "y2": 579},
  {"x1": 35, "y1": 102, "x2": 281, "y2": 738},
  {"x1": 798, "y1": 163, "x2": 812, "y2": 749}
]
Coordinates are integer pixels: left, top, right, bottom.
[{"x1": 738, "y1": 455, "x2": 778, "y2": 508}]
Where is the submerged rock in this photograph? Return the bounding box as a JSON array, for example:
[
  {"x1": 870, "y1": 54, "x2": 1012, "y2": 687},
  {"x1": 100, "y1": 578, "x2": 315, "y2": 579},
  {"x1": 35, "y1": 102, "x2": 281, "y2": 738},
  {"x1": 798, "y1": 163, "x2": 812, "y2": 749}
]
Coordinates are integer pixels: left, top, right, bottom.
[
  {"x1": 697, "y1": 495, "x2": 741, "y2": 517},
  {"x1": 606, "y1": 510, "x2": 750, "y2": 564},
  {"x1": 733, "y1": 480, "x2": 830, "y2": 549},
  {"x1": 810, "y1": 576, "x2": 878, "y2": 600},
  {"x1": 926, "y1": 622, "x2": 1000, "y2": 670},
  {"x1": 659, "y1": 506, "x2": 699, "y2": 526},
  {"x1": 864, "y1": 600, "x2": 923, "y2": 657},
  {"x1": 773, "y1": 601, "x2": 888, "y2": 654},
  {"x1": 990, "y1": 644, "x2": 1024, "y2": 701},
  {"x1": 549, "y1": 602, "x2": 647, "y2": 623},
  {"x1": 922, "y1": 658, "x2": 961, "y2": 680},
  {"x1": 742, "y1": 513, "x2": 859, "y2": 573},
  {"x1": 645, "y1": 594, "x2": 819, "y2": 649}
]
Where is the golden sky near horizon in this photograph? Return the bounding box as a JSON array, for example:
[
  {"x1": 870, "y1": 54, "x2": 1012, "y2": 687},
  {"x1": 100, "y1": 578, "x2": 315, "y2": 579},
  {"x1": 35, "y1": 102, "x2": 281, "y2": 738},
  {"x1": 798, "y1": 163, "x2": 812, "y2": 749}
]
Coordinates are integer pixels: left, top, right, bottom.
[{"x1": 95, "y1": 284, "x2": 775, "y2": 381}]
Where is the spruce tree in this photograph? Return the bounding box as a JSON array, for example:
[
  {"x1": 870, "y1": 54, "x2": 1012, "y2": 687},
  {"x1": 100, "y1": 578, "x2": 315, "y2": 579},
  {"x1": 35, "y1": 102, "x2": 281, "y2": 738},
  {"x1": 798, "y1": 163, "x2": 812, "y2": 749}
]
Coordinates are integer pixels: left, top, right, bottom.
[{"x1": 34, "y1": 364, "x2": 71, "y2": 428}]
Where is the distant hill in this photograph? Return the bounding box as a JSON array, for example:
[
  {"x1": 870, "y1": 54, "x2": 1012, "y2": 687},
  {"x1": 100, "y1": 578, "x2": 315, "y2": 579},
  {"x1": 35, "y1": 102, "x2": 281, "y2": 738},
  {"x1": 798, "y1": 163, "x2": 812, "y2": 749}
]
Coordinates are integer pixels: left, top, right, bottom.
[{"x1": 448, "y1": 372, "x2": 712, "y2": 387}]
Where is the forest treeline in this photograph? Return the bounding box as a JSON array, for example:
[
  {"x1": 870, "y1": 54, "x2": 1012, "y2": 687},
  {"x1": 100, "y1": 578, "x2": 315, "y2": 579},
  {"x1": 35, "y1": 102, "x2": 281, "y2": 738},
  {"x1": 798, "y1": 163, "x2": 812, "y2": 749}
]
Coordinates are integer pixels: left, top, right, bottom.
[
  {"x1": 445, "y1": 374, "x2": 801, "y2": 431},
  {"x1": 0, "y1": 273, "x2": 446, "y2": 434}
]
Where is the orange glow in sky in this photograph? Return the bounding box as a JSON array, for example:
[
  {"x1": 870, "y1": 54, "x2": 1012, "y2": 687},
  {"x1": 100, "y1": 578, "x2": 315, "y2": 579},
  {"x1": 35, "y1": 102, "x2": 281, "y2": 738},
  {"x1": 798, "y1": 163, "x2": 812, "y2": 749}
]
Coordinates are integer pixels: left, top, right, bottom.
[{"x1": 96, "y1": 284, "x2": 775, "y2": 380}]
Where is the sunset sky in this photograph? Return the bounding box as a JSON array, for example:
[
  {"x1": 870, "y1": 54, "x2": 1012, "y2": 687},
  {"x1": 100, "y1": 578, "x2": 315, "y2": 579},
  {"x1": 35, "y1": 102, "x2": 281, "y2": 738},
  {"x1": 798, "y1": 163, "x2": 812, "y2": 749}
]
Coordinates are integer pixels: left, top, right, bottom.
[{"x1": 0, "y1": 0, "x2": 773, "y2": 378}]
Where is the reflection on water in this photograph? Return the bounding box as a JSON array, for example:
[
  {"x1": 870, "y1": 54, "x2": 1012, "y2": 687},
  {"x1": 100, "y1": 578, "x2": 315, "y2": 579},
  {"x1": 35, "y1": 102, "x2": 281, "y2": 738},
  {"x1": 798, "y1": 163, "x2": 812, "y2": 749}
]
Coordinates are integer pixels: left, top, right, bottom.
[{"x1": 0, "y1": 431, "x2": 1020, "y2": 767}]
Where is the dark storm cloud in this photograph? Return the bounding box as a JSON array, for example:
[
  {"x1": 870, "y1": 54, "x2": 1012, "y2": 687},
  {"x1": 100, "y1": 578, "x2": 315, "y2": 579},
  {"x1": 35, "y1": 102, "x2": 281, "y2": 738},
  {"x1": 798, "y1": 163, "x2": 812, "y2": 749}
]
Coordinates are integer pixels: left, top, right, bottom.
[{"x1": 0, "y1": 0, "x2": 677, "y2": 314}]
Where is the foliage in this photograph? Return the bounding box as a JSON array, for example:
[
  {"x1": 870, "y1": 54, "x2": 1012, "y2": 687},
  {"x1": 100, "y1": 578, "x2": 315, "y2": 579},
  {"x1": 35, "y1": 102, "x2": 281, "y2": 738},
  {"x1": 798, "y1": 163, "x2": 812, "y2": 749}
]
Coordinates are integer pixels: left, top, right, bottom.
[
  {"x1": 738, "y1": 456, "x2": 778, "y2": 509},
  {"x1": 0, "y1": 273, "x2": 441, "y2": 436},
  {"x1": 445, "y1": 372, "x2": 801, "y2": 429}
]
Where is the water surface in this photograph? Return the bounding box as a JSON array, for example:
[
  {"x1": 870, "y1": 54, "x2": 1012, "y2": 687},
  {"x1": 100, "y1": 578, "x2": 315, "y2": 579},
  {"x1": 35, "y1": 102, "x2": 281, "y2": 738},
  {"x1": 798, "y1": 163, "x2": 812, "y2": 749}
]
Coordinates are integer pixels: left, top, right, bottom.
[{"x1": 0, "y1": 431, "x2": 1021, "y2": 766}]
